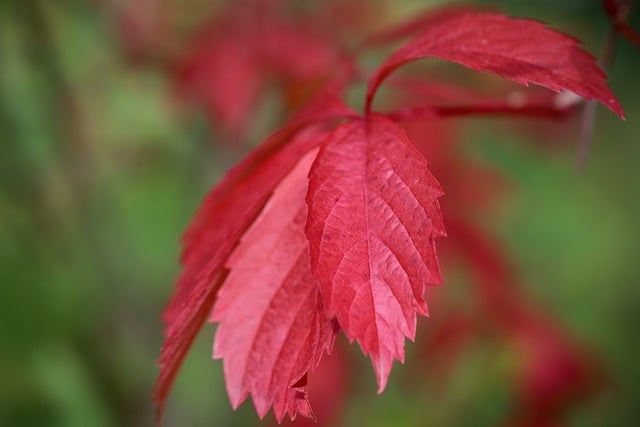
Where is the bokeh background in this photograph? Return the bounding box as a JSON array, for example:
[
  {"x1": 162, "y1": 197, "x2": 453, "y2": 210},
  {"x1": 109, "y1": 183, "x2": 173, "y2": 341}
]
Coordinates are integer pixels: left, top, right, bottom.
[{"x1": 1, "y1": 0, "x2": 638, "y2": 426}]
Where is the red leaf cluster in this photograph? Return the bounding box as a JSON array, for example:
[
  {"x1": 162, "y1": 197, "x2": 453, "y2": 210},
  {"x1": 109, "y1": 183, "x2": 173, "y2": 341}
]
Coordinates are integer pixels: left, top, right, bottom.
[{"x1": 154, "y1": 4, "x2": 623, "y2": 423}]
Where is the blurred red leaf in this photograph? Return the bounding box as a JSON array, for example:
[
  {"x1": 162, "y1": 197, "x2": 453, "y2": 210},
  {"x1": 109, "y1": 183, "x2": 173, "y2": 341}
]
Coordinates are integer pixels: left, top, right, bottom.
[
  {"x1": 174, "y1": 4, "x2": 343, "y2": 136},
  {"x1": 511, "y1": 319, "x2": 602, "y2": 423},
  {"x1": 447, "y1": 219, "x2": 604, "y2": 426},
  {"x1": 176, "y1": 29, "x2": 263, "y2": 134}
]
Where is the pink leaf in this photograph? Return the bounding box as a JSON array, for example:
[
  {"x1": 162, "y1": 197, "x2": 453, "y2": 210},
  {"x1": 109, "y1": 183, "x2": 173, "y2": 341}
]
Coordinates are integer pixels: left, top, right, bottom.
[
  {"x1": 366, "y1": 11, "x2": 624, "y2": 118},
  {"x1": 305, "y1": 114, "x2": 445, "y2": 391},
  {"x1": 210, "y1": 149, "x2": 335, "y2": 422},
  {"x1": 154, "y1": 99, "x2": 352, "y2": 420},
  {"x1": 154, "y1": 127, "x2": 320, "y2": 420}
]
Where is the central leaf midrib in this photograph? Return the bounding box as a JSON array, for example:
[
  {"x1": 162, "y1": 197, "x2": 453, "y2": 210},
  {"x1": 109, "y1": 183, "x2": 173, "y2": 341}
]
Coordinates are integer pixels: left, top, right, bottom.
[{"x1": 361, "y1": 122, "x2": 382, "y2": 360}]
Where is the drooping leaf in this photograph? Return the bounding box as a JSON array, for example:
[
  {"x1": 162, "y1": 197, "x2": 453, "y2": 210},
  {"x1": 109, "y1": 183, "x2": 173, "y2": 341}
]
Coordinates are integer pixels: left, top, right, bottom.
[
  {"x1": 366, "y1": 11, "x2": 624, "y2": 118},
  {"x1": 153, "y1": 126, "x2": 316, "y2": 420},
  {"x1": 210, "y1": 149, "x2": 336, "y2": 422},
  {"x1": 154, "y1": 114, "x2": 349, "y2": 421},
  {"x1": 305, "y1": 114, "x2": 445, "y2": 391}
]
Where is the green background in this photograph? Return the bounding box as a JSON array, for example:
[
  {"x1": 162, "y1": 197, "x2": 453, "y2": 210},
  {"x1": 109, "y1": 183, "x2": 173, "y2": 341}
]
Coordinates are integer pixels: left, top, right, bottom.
[{"x1": 1, "y1": 0, "x2": 638, "y2": 426}]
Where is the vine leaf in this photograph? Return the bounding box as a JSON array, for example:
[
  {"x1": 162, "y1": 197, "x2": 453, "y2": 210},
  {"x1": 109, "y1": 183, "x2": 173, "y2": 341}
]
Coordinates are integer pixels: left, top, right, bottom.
[
  {"x1": 210, "y1": 149, "x2": 336, "y2": 422},
  {"x1": 305, "y1": 114, "x2": 445, "y2": 391},
  {"x1": 366, "y1": 11, "x2": 624, "y2": 118},
  {"x1": 153, "y1": 122, "x2": 339, "y2": 422}
]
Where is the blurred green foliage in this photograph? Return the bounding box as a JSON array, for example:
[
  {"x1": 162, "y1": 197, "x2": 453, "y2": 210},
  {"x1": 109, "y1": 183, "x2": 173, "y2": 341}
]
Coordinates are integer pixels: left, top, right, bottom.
[{"x1": 0, "y1": 1, "x2": 638, "y2": 426}]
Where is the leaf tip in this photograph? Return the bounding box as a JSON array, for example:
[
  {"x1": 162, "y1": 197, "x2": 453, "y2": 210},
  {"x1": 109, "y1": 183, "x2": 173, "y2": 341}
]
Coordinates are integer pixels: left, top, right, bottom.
[
  {"x1": 609, "y1": 98, "x2": 626, "y2": 120},
  {"x1": 372, "y1": 351, "x2": 395, "y2": 395}
]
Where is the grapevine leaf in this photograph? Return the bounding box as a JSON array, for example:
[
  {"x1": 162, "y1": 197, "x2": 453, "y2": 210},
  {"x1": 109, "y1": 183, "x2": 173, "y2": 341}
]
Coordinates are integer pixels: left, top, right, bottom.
[
  {"x1": 366, "y1": 11, "x2": 624, "y2": 118},
  {"x1": 305, "y1": 114, "x2": 445, "y2": 391},
  {"x1": 210, "y1": 149, "x2": 335, "y2": 422},
  {"x1": 154, "y1": 98, "x2": 351, "y2": 420}
]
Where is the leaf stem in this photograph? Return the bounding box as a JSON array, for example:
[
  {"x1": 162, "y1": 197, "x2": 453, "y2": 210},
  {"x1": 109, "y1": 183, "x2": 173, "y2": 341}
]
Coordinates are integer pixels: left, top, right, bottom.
[{"x1": 385, "y1": 103, "x2": 576, "y2": 122}]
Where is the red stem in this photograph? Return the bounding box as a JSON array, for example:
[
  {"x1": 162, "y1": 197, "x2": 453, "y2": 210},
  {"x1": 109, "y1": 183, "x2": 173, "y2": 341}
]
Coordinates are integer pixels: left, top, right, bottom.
[{"x1": 385, "y1": 103, "x2": 576, "y2": 122}]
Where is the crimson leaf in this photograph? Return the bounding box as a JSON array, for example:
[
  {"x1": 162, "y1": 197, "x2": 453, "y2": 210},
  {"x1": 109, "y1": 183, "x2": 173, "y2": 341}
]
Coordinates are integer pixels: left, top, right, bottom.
[
  {"x1": 305, "y1": 114, "x2": 445, "y2": 391},
  {"x1": 210, "y1": 149, "x2": 335, "y2": 421},
  {"x1": 366, "y1": 11, "x2": 624, "y2": 118},
  {"x1": 154, "y1": 108, "x2": 350, "y2": 421}
]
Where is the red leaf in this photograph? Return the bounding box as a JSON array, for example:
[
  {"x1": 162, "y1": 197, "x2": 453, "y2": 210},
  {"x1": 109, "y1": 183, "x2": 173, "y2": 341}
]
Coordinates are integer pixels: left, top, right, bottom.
[
  {"x1": 175, "y1": 24, "x2": 263, "y2": 135},
  {"x1": 305, "y1": 114, "x2": 445, "y2": 391},
  {"x1": 154, "y1": 125, "x2": 343, "y2": 422},
  {"x1": 366, "y1": 11, "x2": 624, "y2": 118},
  {"x1": 154, "y1": 131, "x2": 315, "y2": 413},
  {"x1": 173, "y1": 5, "x2": 344, "y2": 136},
  {"x1": 210, "y1": 149, "x2": 335, "y2": 422}
]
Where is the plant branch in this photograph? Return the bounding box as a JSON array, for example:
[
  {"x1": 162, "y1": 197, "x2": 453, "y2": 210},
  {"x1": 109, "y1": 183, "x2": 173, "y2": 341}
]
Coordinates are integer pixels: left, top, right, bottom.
[{"x1": 385, "y1": 102, "x2": 577, "y2": 122}]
